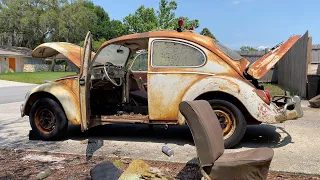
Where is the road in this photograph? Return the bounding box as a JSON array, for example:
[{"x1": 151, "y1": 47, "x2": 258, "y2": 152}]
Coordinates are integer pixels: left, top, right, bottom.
[
  {"x1": 0, "y1": 80, "x2": 320, "y2": 175},
  {"x1": 0, "y1": 80, "x2": 36, "y2": 104}
]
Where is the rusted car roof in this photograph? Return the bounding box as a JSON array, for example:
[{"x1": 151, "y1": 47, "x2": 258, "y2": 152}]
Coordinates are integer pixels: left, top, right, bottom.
[
  {"x1": 99, "y1": 30, "x2": 251, "y2": 76},
  {"x1": 32, "y1": 42, "x2": 96, "y2": 68}
]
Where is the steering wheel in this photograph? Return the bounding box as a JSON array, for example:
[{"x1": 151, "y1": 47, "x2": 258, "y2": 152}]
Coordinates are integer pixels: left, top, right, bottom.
[{"x1": 103, "y1": 62, "x2": 122, "y2": 86}]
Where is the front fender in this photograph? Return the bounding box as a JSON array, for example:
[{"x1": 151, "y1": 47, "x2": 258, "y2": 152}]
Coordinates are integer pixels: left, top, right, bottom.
[
  {"x1": 178, "y1": 76, "x2": 280, "y2": 124},
  {"x1": 21, "y1": 82, "x2": 81, "y2": 125}
]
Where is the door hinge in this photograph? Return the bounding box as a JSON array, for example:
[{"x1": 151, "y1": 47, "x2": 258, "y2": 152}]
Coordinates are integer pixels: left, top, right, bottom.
[{"x1": 79, "y1": 77, "x2": 85, "y2": 86}]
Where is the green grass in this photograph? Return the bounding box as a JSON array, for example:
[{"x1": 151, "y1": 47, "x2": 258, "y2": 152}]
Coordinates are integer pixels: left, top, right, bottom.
[
  {"x1": 0, "y1": 72, "x2": 76, "y2": 84},
  {"x1": 261, "y1": 83, "x2": 285, "y2": 97}
]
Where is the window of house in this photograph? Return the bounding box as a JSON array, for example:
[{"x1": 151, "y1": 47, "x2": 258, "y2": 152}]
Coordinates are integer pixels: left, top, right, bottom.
[{"x1": 151, "y1": 40, "x2": 206, "y2": 67}]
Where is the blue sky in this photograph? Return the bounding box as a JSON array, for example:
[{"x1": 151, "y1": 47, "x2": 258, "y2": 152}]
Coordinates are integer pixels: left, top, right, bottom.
[{"x1": 92, "y1": 0, "x2": 319, "y2": 50}]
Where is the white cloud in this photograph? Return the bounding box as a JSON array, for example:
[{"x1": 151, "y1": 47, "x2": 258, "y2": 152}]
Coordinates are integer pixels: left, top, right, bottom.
[{"x1": 257, "y1": 46, "x2": 270, "y2": 50}]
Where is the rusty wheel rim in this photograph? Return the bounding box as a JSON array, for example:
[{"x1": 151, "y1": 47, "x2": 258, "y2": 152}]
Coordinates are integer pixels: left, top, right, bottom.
[
  {"x1": 34, "y1": 107, "x2": 56, "y2": 134},
  {"x1": 213, "y1": 107, "x2": 236, "y2": 139}
]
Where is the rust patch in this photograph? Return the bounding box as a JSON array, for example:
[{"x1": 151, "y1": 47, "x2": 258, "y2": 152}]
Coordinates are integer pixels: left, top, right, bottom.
[
  {"x1": 93, "y1": 114, "x2": 149, "y2": 123},
  {"x1": 218, "y1": 77, "x2": 241, "y2": 93},
  {"x1": 247, "y1": 35, "x2": 301, "y2": 79}
]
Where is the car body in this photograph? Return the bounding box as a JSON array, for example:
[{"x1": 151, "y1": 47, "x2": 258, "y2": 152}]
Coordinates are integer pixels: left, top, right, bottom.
[{"x1": 21, "y1": 29, "x2": 303, "y2": 148}]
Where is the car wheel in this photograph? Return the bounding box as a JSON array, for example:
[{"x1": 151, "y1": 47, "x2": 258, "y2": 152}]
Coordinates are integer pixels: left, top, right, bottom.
[
  {"x1": 208, "y1": 99, "x2": 247, "y2": 148},
  {"x1": 29, "y1": 98, "x2": 68, "y2": 140}
]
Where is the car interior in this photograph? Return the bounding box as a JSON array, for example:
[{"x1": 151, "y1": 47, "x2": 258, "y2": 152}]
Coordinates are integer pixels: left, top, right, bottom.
[{"x1": 88, "y1": 42, "x2": 149, "y2": 118}]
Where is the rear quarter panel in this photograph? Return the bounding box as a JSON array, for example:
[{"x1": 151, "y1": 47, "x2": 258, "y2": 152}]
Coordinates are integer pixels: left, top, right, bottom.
[{"x1": 147, "y1": 37, "x2": 280, "y2": 124}]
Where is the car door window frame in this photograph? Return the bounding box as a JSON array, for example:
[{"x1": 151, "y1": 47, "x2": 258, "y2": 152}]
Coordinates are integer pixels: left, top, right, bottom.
[
  {"x1": 129, "y1": 52, "x2": 148, "y2": 72},
  {"x1": 150, "y1": 39, "x2": 207, "y2": 68}
]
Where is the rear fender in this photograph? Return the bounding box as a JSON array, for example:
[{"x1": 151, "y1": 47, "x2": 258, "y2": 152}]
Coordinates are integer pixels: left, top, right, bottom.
[{"x1": 178, "y1": 76, "x2": 279, "y2": 124}]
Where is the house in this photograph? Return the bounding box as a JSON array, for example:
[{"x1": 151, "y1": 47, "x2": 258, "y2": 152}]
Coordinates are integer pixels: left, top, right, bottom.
[
  {"x1": 0, "y1": 46, "x2": 32, "y2": 73},
  {"x1": 0, "y1": 46, "x2": 74, "y2": 73},
  {"x1": 309, "y1": 44, "x2": 320, "y2": 75}
]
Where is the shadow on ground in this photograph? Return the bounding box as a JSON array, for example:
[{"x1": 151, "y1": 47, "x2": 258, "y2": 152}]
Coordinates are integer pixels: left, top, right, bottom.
[
  {"x1": 63, "y1": 123, "x2": 292, "y2": 150},
  {"x1": 236, "y1": 124, "x2": 292, "y2": 149},
  {"x1": 65, "y1": 124, "x2": 194, "y2": 145}
]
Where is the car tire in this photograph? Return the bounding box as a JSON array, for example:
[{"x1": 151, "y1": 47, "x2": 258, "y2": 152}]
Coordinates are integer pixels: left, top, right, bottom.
[
  {"x1": 208, "y1": 99, "x2": 247, "y2": 148},
  {"x1": 29, "y1": 98, "x2": 68, "y2": 140}
]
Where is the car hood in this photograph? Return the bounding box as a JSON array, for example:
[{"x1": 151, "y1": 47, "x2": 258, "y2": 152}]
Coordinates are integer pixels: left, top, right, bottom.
[
  {"x1": 246, "y1": 35, "x2": 301, "y2": 79},
  {"x1": 32, "y1": 42, "x2": 96, "y2": 68}
]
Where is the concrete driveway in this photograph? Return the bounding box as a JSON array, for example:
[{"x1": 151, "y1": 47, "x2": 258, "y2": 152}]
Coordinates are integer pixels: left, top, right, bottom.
[{"x1": 0, "y1": 81, "x2": 319, "y2": 175}]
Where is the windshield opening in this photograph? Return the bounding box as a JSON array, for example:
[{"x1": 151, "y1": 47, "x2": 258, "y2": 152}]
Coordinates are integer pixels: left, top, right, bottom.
[
  {"x1": 213, "y1": 40, "x2": 243, "y2": 60},
  {"x1": 93, "y1": 44, "x2": 130, "y2": 67}
]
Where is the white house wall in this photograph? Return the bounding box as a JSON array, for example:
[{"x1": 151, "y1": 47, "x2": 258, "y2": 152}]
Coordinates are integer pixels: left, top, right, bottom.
[
  {"x1": 0, "y1": 56, "x2": 9, "y2": 73},
  {"x1": 15, "y1": 57, "x2": 24, "y2": 72}
]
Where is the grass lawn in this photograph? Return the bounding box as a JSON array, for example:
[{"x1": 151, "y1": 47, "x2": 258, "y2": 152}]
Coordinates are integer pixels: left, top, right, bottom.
[
  {"x1": 0, "y1": 72, "x2": 76, "y2": 84},
  {"x1": 261, "y1": 83, "x2": 285, "y2": 97}
]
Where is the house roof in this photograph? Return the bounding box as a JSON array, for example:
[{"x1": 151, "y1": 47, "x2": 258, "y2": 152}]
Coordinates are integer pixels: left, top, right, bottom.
[
  {"x1": 0, "y1": 46, "x2": 32, "y2": 57},
  {"x1": 312, "y1": 44, "x2": 320, "y2": 50}
]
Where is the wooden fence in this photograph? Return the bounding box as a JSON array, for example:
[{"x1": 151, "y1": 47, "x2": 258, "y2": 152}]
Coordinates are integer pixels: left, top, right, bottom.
[{"x1": 277, "y1": 31, "x2": 309, "y2": 98}]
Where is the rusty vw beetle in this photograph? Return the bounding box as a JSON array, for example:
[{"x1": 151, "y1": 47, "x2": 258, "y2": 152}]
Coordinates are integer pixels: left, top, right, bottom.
[{"x1": 21, "y1": 29, "x2": 303, "y2": 148}]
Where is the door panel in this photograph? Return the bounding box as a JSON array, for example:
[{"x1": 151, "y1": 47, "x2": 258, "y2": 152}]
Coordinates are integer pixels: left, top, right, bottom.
[
  {"x1": 9, "y1": 58, "x2": 15, "y2": 72},
  {"x1": 130, "y1": 52, "x2": 148, "y2": 91},
  {"x1": 147, "y1": 38, "x2": 207, "y2": 121},
  {"x1": 79, "y1": 32, "x2": 92, "y2": 131}
]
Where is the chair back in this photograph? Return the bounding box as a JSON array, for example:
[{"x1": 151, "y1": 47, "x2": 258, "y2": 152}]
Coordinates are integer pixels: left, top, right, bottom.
[{"x1": 179, "y1": 100, "x2": 224, "y2": 167}]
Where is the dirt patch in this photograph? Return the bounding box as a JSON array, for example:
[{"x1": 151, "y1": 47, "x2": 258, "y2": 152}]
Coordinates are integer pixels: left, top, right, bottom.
[{"x1": 0, "y1": 149, "x2": 319, "y2": 180}]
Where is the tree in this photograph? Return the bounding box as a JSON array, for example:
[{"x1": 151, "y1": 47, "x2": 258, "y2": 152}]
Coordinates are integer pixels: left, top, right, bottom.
[
  {"x1": 240, "y1": 46, "x2": 258, "y2": 52},
  {"x1": 58, "y1": 1, "x2": 97, "y2": 43},
  {"x1": 157, "y1": 0, "x2": 177, "y2": 29},
  {"x1": 123, "y1": 6, "x2": 158, "y2": 33},
  {"x1": 123, "y1": 0, "x2": 199, "y2": 33},
  {"x1": 0, "y1": 0, "x2": 66, "y2": 48},
  {"x1": 200, "y1": 27, "x2": 215, "y2": 39}
]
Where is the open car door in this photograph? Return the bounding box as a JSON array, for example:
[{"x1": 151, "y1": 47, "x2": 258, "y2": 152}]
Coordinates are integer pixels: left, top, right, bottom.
[
  {"x1": 79, "y1": 32, "x2": 92, "y2": 131},
  {"x1": 246, "y1": 35, "x2": 301, "y2": 79}
]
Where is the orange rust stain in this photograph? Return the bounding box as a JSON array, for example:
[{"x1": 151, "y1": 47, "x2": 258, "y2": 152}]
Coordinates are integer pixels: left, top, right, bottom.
[
  {"x1": 287, "y1": 111, "x2": 297, "y2": 118},
  {"x1": 218, "y1": 77, "x2": 241, "y2": 93},
  {"x1": 247, "y1": 35, "x2": 300, "y2": 79}
]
